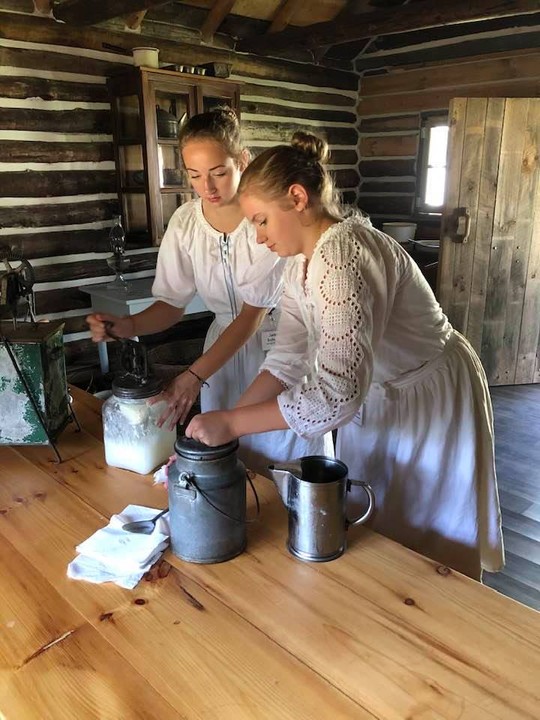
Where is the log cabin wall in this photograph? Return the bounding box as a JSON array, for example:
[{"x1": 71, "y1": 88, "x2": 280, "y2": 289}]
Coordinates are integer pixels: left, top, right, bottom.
[
  {"x1": 0, "y1": 27, "x2": 359, "y2": 372},
  {"x1": 356, "y1": 47, "x2": 540, "y2": 241}
]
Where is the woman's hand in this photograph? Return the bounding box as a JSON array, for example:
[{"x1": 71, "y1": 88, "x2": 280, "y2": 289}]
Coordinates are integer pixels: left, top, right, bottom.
[
  {"x1": 185, "y1": 411, "x2": 236, "y2": 446},
  {"x1": 86, "y1": 313, "x2": 135, "y2": 342},
  {"x1": 150, "y1": 370, "x2": 202, "y2": 430}
]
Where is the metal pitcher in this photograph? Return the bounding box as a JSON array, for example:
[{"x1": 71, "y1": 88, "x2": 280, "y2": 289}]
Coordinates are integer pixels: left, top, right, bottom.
[
  {"x1": 167, "y1": 436, "x2": 247, "y2": 564},
  {"x1": 269, "y1": 455, "x2": 375, "y2": 562}
]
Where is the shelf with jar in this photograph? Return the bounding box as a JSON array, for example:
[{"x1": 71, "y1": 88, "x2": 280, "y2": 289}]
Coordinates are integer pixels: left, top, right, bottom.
[{"x1": 107, "y1": 67, "x2": 241, "y2": 246}]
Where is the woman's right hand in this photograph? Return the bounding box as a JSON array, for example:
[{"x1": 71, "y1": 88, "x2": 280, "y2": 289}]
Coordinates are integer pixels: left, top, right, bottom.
[{"x1": 85, "y1": 313, "x2": 135, "y2": 342}]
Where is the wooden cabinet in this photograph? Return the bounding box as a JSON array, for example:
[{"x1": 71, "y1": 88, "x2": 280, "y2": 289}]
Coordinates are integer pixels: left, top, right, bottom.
[{"x1": 107, "y1": 68, "x2": 241, "y2": 246}]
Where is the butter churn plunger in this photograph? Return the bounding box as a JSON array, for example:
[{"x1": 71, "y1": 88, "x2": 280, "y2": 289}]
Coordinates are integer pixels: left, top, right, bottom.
[{"x1": 102, "y1": 327, "x2": 176, "y2": 475}]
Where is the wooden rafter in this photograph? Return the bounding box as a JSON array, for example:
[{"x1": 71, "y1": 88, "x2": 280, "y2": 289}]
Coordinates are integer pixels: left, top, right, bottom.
[
  {"x1": 268, "y1": 0, "x2": 303, "y2": 34},
  {"x1": 200, "y1": 0, "x2": 236, "y2": 44},
  {"x1": 33, "y1": 0, "x2": 52, "y2": 15},
  {"x1": 238, "y1": 0, "x2": 540, "y2": 54},
  {"x1": 124, "y1": 9, "x2": 147, "y2": 31},
  {"x1": 53, "y1": 0, "x2": 168, "y2": 26}
]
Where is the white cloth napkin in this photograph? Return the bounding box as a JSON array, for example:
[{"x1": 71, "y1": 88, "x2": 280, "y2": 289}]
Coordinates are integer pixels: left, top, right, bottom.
[{"x1": 67, "y1": 504, "x2": 170, "y2": 589}]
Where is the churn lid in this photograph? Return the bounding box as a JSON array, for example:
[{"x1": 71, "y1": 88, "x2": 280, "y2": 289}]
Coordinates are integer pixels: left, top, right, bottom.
[
  {"x1": 112, "y1": 373, "x2": 163, "y2": 400},
  {"x1": 174, "y1": 435, "x2": 239, "y2": 461}
]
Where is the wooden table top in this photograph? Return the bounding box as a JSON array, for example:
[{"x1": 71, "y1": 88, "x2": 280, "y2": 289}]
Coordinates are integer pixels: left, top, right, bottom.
[{"x1": 0, "y1": 387, "x2": 538, "y2": 719}]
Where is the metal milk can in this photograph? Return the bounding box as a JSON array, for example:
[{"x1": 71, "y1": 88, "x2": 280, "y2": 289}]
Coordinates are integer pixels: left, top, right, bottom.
[
  {"x1": 167, "y1": 436, "x2": 247, "y2": 563},
  {"x1": 269, "y1": 455, "x2": 375, "y2": 562}
]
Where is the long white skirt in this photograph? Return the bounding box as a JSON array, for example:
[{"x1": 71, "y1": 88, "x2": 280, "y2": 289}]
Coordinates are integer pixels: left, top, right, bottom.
[
  {"x1": 201, "y1": 318, "x2": 333, "y2": 477},
  {"x1": 337, "y1": 331, "x2": 504, "y2": 579}
]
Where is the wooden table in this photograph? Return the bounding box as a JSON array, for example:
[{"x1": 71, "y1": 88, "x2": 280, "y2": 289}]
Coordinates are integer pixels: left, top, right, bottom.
[{"x1": 0, "y1": 388, "x2": 538, "y2": 719}]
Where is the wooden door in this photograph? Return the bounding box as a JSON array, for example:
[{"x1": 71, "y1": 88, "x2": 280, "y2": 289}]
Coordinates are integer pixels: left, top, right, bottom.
[{"x1": 437, "y1": 97, "x2": 540, "y2": 386}]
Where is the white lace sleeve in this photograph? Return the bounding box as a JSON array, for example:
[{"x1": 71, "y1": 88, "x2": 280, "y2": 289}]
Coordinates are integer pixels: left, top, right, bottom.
[{"x1": 277, "y1": 233, "x2": 377, "y2": 438}]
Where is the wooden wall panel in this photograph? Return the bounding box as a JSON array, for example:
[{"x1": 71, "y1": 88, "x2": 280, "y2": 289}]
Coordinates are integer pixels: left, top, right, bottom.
[
  {"x1": 1, "y1": 25, "x2": 358, "y2": 368},
  {"x1": 0, "y1": 200, "x2": 117, "y2": 229},
  {"x1": 357, "y1": 47, "x2": 540, "y2": 242},
  {"x1": 0, "y1": 76, "x2": 109, "y2": 102},
  {"x1": 359, "y1": 79, "x2": 540, "y2": 117},
  {"x1": 361, "y1": 51, "x2": 540, "y2": 97},
  {"x1": 359, "y1": 135, "x2": 417, "y2": 157},
  {"x1": 3, "y1": 229, "x2": 111, "y2": 259},
  {"x1": 0, "y1": 140, "x2": 114, "y2": 163},
  {"x1": 1, "y1": 170, "x2": 116, "y2": 197},
  {"x1": 0, "y1": 107, "x2": 111, "y2": 133}
]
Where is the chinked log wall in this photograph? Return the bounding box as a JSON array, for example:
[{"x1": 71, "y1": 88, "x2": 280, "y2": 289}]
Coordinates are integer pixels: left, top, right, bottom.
[
  {"x1": 356, "y1": 47, "x2": 540, "y2": 241},
  {"x1": 0, "y1": 15, "x2": 359, "y2": 368}
]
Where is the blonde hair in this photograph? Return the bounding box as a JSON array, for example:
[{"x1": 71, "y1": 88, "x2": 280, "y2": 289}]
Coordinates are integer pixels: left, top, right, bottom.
[
  {"x1": 178, "y1": 106, "x2": 247, "y2": 164},
  {"x1": 238, "y1": 130, "x2": 340, "y2": 215}
]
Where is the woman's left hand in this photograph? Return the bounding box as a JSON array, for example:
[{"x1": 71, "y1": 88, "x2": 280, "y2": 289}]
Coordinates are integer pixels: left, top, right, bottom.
[{"x1": 185, "y1": 411, "x2": 236, "y2": 446}]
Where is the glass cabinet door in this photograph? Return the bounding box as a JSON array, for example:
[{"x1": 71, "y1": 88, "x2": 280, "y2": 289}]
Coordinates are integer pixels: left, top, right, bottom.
[
  {"x1": 198, "y1": 84, "x2": 240, "y2": 114},
  {"x1": 111, "y1": 93, "x2": 149, "y2": 239},
  {"x1": 149, "y1": 84, "x2": 196, "y2": 242}
]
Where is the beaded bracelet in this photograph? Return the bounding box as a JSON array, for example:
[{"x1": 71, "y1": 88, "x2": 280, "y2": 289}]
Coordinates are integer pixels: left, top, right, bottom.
[{"x1": 187, "y1": 368, "x2": 209, "y2": 387}]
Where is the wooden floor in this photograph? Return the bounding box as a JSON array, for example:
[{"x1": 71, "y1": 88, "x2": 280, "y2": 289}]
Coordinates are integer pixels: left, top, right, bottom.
[{"x1": 483, "y1": 384, "x2": 540, "y2": 611}]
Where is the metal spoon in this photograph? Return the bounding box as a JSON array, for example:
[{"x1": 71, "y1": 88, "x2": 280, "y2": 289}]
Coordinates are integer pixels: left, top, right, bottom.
[{"x1": 122, "y1": 508, "x2": 168, "y2": 535}]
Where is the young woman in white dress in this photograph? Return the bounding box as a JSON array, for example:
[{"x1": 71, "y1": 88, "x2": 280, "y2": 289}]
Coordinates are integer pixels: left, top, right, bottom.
[
  {"x1": 86, "y1": 109, "x2": 332, "y2": 475},
  {"x1": 186, "y1": 130, "x2": 504, "y2": 580}
]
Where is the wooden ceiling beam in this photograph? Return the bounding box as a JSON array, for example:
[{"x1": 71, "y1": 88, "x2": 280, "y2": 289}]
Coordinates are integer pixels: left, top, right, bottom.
[
  {"x1": 53, "y1": 0, "x2": 169, "y2": 27},
  {"x1": 268, "y1": 0, "x2": 303, "y2": 34},
  {"x1": 238, "y1": 0, "x2": 540, "y2": 54},
  {"x1": 33, "y1": 0, "x2": 53, "y2": 15},
  {"x1": 201, "y1": 0, "x2": 236, "y2": 44},
  {"x1": 123, "y1": 9, "x2": 147, "y2": 31},
  {"x1": 0, "y1": 11, "x2": 358, "y2": 89}
]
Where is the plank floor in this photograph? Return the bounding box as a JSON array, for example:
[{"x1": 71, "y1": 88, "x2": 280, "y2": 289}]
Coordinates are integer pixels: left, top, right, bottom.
[{"x1": 483, "y1": 384, "x2": 540, "y2": 611}]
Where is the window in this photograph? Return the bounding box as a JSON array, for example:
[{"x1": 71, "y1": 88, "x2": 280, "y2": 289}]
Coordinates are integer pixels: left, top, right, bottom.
[{"x1": 416, "y1": 114, "x2": 449, "y2": 212}]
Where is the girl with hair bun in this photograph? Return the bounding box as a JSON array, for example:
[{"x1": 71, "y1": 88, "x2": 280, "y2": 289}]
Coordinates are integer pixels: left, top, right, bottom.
[
  {"x1": 87, "y1": 111, "x2": 331, "y2": 475},
  {"x1": 187, "y1": 130, "x2": 503, "y2": 580}
]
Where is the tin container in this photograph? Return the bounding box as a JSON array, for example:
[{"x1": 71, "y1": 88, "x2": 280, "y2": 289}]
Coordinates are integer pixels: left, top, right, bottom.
[{"x1": 167, "y1": 436, "x2": 247, "y2": 563}]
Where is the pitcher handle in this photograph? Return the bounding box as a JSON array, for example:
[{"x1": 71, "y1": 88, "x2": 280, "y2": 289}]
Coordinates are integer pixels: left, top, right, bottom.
[{"x1": 346, "y1": 479, "x2": 375, "y2": 527}]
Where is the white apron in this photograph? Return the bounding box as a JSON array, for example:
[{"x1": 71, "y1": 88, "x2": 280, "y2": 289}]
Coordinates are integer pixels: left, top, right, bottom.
[{"x1": 338, "y1": 331, "x2": 502, "y2": 579}]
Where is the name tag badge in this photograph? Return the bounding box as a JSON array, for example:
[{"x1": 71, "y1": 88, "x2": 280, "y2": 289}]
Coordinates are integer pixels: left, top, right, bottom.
[{"x1": 261, "y1": 329, "x2": 277, "y2": 351}]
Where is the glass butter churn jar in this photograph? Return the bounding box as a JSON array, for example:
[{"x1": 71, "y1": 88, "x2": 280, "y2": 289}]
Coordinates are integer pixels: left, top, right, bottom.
[{"x1": 102, "y1": 336, "x2": 176, "y2": 475}]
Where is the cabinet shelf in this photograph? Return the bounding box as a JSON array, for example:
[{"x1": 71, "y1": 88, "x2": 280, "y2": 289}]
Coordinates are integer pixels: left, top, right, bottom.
[
  {"x1": 117, "y1": 137, "x2": 143, "y2": 146},
  {"x1": 160, "y1": 186, "x2": 193, "y2": 194}
]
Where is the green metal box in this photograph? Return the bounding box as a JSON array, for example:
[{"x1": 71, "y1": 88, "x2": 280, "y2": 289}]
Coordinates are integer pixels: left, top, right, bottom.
[{"x1": 0, "y1": 321, "x2": 69, "y2": 445}]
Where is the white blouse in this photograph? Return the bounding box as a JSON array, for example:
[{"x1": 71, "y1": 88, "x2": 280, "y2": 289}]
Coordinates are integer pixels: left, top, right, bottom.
[
  {"x1": 261, "y1": 215, "x2": 452, "y2": 438},
  {"x1": 152, "y1": 199, "x2": 285, "y2": 323}
]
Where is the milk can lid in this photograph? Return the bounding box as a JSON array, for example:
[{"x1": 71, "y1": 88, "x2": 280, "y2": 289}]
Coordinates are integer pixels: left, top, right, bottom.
[{"x1": 174, "y1": 435, "x2": 239, "y2": 461}]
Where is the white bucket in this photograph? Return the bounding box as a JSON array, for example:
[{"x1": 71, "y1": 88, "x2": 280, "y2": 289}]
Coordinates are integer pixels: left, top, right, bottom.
[
  {"x1": 382, "y1": 222, "x2": 417, "y2": 244},
  {"x1": 132, "y1": 47, "x2": 159, "y2": 68}
]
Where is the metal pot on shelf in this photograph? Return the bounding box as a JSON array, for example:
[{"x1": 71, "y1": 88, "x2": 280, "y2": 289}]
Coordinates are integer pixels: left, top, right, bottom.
[
  {"x1": 156, "y1": 105, "x2": 179, "y2": 138},
  {"x1": 156, "y1": 106, "x2": 188, "y2": 139}
]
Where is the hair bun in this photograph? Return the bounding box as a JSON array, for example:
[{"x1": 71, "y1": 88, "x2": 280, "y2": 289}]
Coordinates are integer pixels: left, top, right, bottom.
[
  {"x1": 211, "y1": 105, "x2": 238, "y2": 122},
  {"x1": 291, "y1": 131, "x2": 329, "y2": 164}
]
